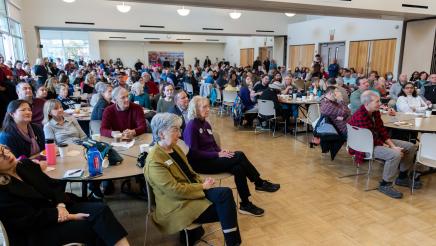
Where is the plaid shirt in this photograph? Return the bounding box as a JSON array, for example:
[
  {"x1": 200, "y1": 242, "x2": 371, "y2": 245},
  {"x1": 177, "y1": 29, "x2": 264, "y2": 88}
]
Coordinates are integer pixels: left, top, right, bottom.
[
  {"x1": 320, "y1": 98, "x2": 351, "y2": 134},
  {"x1": 347, "y1": 105, "x2": 390, "y2": 164}
]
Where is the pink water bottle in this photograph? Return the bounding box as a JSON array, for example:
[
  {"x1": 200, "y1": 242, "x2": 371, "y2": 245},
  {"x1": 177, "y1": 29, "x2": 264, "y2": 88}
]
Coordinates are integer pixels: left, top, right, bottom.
[{"x1": 45, "y1": 139, "x2": 57, "y2": 165}]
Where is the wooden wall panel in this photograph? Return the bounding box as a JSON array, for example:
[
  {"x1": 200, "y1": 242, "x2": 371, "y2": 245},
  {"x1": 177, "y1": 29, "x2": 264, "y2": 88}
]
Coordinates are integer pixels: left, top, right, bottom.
[
  {"x1": 288, "y1": 44, "x2": 314, "y2": 69},
  {"x1": 348, "y1": 41, "x2": 370, "y2": 75},
  {"x1": 240, "y1": 48, "x2": 254, "y2": 67},
  {"x1": 370, "y1": 39, "x2": 396, "y2": 77}
]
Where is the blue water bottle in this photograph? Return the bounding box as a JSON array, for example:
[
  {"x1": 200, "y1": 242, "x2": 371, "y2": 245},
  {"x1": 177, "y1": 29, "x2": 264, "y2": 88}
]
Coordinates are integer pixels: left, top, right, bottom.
[{"x1": 87, "y1": 147, "x2": 103, "y2": 177}]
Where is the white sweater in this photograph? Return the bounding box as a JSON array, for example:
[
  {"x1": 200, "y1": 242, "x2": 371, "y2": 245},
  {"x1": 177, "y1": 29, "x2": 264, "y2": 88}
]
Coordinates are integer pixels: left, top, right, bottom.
[{"x1": 396, "y1": 95, "x2": 428, "y2": 113}]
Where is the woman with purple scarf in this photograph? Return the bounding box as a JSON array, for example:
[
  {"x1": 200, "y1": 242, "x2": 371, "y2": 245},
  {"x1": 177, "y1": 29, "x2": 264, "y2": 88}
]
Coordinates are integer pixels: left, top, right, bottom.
[{"x1": 0, "y1": 100, "x2": 45, "y2": 159}]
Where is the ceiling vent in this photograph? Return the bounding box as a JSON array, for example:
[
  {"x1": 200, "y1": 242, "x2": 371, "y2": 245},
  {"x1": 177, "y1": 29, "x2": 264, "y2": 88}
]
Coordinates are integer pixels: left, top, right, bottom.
[
  {"x1": 402, "y1": 4, "x2": 428, "y2": 9},
  {"x1": 139, "y1": 25, "x2": 165, "y2": 28},
  {"x1": 65, "y1": 21, "x2": 95, "y2": 25},
  {"x1": 144, "y1": 37, "x2": 160, "y2": 40},
  {"x1": 256, "y1": 30, "x2": 274, "y2": 33},
  {"x1": 176, "y1": 38, "x2": 191, "y2": 41},
  {"x1": 109, "y1": 36, "x2": 127, "y2": 39},
  {"x1": 206, "y1": 39, "x2": 220, "y2": 42},
  {"x1": 202, "y1": 27, "x2": 223, "y2": 31}
]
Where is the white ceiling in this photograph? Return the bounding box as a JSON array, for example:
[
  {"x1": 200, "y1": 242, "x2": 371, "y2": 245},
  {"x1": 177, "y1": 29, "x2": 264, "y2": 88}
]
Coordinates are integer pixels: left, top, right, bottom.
[{"x1": 120, "y1": 0, "x2": 436, "y2": 20}]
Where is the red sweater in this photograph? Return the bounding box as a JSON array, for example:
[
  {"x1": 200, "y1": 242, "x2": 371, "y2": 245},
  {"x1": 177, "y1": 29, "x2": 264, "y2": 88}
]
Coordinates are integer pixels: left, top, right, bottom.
[{"x1": 100, "y1": 102, "x2": 146, "y2": 137}]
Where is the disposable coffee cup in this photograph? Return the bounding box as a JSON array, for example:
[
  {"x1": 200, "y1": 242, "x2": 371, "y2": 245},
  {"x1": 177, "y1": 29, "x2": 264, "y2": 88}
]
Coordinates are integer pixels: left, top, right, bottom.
[
  {"x1": 140, "y1": 144, "x2": 150, "y2": 153},
  {"x1": 92, "y1": 134, "x2": 101, "y2": 141},
  {"x1": 58, "y1": 144, "x2": 68, "y2": 158},
  {"x1": 292, "y1": 93, "x2": 297, "y2": 100},
  {"x1": 415, "y1": 117, "x2": 423, "y2": 127},
  {"x1": 74, "y1": 104, "x2": 81, "y2": 110},
  {"x1": 111, "y1": 131, "x2": 122, "y2": 142},
  {"x1": 425, "y1": 110, "x2": 432, "y2": 118}
]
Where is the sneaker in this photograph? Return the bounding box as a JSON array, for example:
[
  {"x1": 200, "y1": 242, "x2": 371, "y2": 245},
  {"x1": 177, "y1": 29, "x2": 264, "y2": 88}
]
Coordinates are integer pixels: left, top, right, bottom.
[
  {"x1": 378, "y1": 183, "x2": 403, "y2": 199},
  {"x1": 255, "y1": 180, "x2": 280, "y2": 193},
  {"x1": 395, "y1": 177, "x2": 423, "y2": 189},
  {"x1": 238, "y1": 202, "x2": 265, "y2": 217}
]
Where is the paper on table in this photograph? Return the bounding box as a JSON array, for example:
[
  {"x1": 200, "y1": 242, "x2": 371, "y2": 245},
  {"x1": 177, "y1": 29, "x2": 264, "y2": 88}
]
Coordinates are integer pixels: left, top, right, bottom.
[
  {"x1": 111, "y1": 139, "x2": 135, "y2": 149},
  {"x1": 63, "y1": 169, "x2": 84, "y2": 178}
]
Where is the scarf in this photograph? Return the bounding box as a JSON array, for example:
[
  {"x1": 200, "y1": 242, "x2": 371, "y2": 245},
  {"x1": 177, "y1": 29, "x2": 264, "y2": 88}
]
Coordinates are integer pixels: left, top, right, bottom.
[{"x1": 14, "y1": 124, "x2": 41, "y2": 156}]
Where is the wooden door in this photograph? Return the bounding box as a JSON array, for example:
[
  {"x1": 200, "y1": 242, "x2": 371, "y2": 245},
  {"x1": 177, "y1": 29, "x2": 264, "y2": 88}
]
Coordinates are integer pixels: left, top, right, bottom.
[
  {"x1": 370, "y1": 39, "x2": 396, "y2": 77},
  {"x1": 288, "y1": 44, "x2": 314, "y2": 69},
  {"x1": 348, "y1": 41, "x2": 370, "y2": 75},
  {"x1": 240, "y1": 48, "x2": 254, "y2": 67}
]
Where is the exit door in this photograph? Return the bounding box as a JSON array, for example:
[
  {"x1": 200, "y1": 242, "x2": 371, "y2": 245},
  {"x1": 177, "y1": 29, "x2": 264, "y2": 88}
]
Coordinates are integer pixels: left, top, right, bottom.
[{"x1": 319, "y1": 42, "x2": 345, "y2": 68}]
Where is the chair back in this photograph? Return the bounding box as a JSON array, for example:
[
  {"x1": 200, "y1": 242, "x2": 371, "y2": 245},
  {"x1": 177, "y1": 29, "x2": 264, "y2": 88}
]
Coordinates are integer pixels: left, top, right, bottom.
[
  {"x1": 307, "y1": 104, "x2": 320, "y2": 126},
  {"x1": 346, "y1": 124, "x2": 374, "y2": 158},
  {"x1": 0, "y1": 220, "x2": 8, "y2": 246},
  {"x1": 222, "y1": 90, "x2": 237, "y2": 104},
  {"x1": 145, "y1": 177, "x2": 156, "y2": 214},
  {"x1": 89, "y1": 120, "x2": 102, "y2": 135},
  {"x1": 417, "y1": 133, "x2": 436, "y2": 168},
  {"x1": 294, "y1": 79, "x2": 305, "y2": 90},
  {"x1": 185, "y1": 83, "x2": 194, "y2": 94},
  {"x1": 215, "y1": 88, "x2": 222, "y2": 101},
  {"x1": 257, "y1": 100, "x2": 276, "y2": 117}
]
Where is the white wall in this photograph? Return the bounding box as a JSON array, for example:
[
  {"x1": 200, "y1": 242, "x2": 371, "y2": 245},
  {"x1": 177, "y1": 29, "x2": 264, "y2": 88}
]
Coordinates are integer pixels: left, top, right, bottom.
[
  {"x1": 287, "y1": 17, "x2": 403, "y2": 75},
  {"x1": 402, "y1": 19, "x2": 436, "y2": 75},
  {"x1": 21, "y1": 0, "x2": 301, "y2": 63},
  {"x1": 223, "y1": 36, "x2": 275, "y2": 66},
  {"x1": 99, "y1": 40, "x2": 225, "y2": 68}
]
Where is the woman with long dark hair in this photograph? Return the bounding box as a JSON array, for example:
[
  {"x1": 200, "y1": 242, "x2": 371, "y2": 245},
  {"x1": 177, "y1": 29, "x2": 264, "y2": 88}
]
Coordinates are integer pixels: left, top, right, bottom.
[
  {"x1": 396, "y1": 82, "x2": 428, "y2": 113},
  {"x1": 0, "y1": 100, "x2": 45, "y2": 159}
]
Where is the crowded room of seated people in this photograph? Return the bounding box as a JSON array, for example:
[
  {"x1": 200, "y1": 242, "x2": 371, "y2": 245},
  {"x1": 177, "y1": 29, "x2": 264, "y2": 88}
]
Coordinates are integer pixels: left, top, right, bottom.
[{"x1": 0, "y1": 0, "x2": 435, "y2": 245}]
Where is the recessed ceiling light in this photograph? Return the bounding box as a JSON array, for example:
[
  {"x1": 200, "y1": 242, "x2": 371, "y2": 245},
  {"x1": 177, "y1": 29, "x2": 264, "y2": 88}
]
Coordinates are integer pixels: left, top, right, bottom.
[
  {"x1": 63, "y1": 0, "x2": 76, "y2": 3},
  {"x1": 229, "y1": 10, "x2": 242, "y2": 19},
  {"x1": 285, "y1": 13, "x2": 296, "y2": 17},
  {"x1": 116, "y1": 2, "x2": 131, "y2": 13},
  {"x1": 177, "y1": 6, "x2": 190, "y2": 16}
]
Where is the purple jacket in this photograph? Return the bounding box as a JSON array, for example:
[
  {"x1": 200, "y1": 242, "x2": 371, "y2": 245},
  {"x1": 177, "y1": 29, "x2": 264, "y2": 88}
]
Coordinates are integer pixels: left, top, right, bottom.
[{"x1": 183, "y1": 118, "x2": 221, "y2": 162}]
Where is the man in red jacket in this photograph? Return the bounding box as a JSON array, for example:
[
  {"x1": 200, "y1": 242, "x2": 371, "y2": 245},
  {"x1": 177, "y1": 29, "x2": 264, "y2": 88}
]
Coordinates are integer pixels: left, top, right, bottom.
[
  {"x1": 348, "y1": 90, "x2": 419, "y2": 199},
  {"x1": 100, "y1": 87, "x2": 146, "y2": 138}
]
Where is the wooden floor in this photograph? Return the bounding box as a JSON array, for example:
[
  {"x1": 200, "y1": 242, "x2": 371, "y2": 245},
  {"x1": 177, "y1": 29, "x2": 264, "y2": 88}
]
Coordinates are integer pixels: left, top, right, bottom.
[{"x1": 100, "y1": 111, "x2": 436, "y2": 245}]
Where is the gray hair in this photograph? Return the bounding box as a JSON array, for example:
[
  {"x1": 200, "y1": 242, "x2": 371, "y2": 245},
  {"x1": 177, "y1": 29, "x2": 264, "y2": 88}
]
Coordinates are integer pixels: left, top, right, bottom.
[
  {"x1": 360, "y1": 90, "x2": 379, "y2": 105},
  {"x1": 187, "y1": 96, "x2": 209, "y2": 120},
  {"x1": 131, "y1": 82, "x2": 144, "y2": 96},
  {"x1": 111, "y1": 86, "x2": 127, "y2": 100},
  {"x1": 150, "y1": 113, "x2": 183, "y2": 143},
  {"x1": 141, "y1": 72, "x2": 151, "y2": 78},
  {"x1": 95, "y1": 82, "x2": 111, "y2": 94}
]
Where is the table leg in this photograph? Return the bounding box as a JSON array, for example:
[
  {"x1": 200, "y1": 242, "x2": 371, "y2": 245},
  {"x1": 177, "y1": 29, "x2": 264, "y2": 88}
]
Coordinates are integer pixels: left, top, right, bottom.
[{"x1": 82, "y1": 181, "x2": 88, "y2": 198}]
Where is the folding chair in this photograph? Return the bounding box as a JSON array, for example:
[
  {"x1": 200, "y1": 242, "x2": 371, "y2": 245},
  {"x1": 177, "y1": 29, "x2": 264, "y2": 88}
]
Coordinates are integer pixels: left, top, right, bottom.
[
  {"x1": 411, "y1": 133, "x2": 436, "y2": 194},
  {"x1": 255, "y1": 100, "x2": 287, "y2": 137},
  {"x1": 219, "y1": 90, "x2": 237, "y2": 116}
]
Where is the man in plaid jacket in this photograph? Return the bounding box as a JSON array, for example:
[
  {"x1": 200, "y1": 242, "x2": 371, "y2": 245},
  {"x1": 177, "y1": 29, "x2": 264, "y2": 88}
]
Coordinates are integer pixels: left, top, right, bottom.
[{"x1": 348, "y1": 90, "x2": 420, "y2": 199}]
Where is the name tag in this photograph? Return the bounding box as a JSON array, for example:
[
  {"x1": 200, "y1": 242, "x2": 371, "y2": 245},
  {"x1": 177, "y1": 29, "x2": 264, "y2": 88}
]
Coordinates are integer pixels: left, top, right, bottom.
[
  {"x1": 199, "y1": 128, "x2": 204, "y2": 134},
  {"x1": 164, "y1": 159, "x2": 173, "y2": 167},
  {"x1": 207, "y1": 129, "x2": 213, "y2": 135}
]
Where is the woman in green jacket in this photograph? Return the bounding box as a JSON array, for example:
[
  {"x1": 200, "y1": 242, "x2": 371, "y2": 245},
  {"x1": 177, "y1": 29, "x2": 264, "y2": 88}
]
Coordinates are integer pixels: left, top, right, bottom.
[{"x1": 144, "y1": 113, "x2": 241, "y2": 246}]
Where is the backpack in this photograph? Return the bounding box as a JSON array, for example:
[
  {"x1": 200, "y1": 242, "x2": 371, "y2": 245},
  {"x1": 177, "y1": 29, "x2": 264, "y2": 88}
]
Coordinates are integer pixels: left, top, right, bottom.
[{"x1": 232, "y1": 95, "x2": 245, "y2": 127}]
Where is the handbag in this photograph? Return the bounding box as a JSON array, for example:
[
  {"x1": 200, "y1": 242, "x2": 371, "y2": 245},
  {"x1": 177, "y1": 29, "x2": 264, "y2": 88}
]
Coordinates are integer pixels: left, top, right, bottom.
[{"x1": 314, "y1": 115, "x2": 339, "y2": 137}]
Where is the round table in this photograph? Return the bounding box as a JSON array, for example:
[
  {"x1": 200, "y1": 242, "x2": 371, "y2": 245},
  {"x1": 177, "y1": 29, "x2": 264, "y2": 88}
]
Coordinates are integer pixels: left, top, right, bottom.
[
  {"x1": 44, "y1": 134, "x2": 153, "y2": 197},
  {"x1": 279, "y1": 97, "x2": 321, "y2": 135},
  {"x1": 381, "y1": 113, "x2": 436, "y2": 133}
]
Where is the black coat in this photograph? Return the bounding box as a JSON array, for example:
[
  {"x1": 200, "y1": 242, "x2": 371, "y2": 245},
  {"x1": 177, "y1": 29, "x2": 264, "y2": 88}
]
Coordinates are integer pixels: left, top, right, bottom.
[
  {"x1": 0, "y1": 159, "x2": 67, "y2": 245},
  {"x1": 0, "y1": 123, "x2": 45, "y2": 158},
  {"x1": 168, "y1": 105, "x2": 186, "y2": 134}
]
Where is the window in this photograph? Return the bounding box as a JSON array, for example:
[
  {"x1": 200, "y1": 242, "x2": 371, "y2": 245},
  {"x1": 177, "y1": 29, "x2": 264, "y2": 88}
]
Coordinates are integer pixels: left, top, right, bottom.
[
  {"x1": 0, "y1": 0, "x2": 25, "y2": 62},
  {"x1": 40, "y1": 30, "x2": 90, "y2": 63}
]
